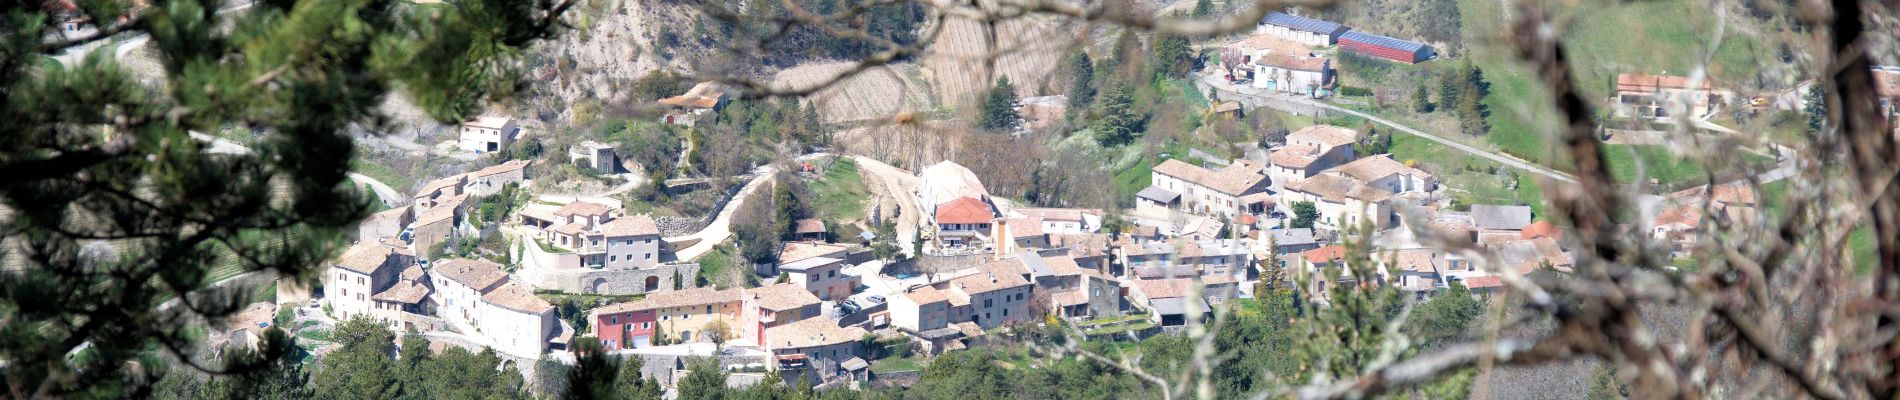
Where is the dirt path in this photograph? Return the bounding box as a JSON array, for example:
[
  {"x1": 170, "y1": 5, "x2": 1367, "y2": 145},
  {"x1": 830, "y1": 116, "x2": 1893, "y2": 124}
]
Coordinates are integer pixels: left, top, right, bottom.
[
  {"x1": 850, "y1": 155, "x2": 921, "y2": 258},
  {"x1": 663, "y1": 165, "x2": 779, "y2": 261}
]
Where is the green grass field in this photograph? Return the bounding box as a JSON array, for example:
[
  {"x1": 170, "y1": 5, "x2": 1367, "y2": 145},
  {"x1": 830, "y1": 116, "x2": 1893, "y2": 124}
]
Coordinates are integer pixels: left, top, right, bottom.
[
  {"x1": 806, "y1": 157, "x2": 871, "y2": 223},
  {"x1": 1390, "y1": 132, "x2": 1547, "y2": 217},
  {"x1": 351, "y1": 157, "x2": 414, "y2": 194}
]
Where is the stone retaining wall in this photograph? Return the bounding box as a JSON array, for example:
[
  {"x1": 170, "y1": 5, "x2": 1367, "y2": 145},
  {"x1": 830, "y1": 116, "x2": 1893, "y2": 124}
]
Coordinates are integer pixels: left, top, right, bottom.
[{"x1": 534, "y1": 262, "x2": 702, "y2": 295}]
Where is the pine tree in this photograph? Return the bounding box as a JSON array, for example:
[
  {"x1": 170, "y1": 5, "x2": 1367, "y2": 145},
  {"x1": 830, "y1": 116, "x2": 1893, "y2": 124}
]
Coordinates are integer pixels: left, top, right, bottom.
[
  {"x1": 1067, "y1": 50, "x2": 1097, "y2": 112},
  {"x1": 1092, "y1": 87, "x2": 1142, "y2": 147},
  {"x1": 978, "y1": 76, "x2": 1023, "y2": 131},
  {"x1": 1153, "y1": 33, "x2": 1195, "y2": 79},
  {"x1": 1805, "y1": 85, "x2": 1827, "y2": 136},
  {"x1": 1413, "y1": 81, "x2": 1434, "y2": 113},
  {"x1": 1438, "y1": 70, "x2": 1464, "y2": 111},
  {"x1": 1291, "y1": 201, "x2": 1319, "y2": 229},
  {"x1": 1, "y1": 1, "x2": 568, "y2": 395}
]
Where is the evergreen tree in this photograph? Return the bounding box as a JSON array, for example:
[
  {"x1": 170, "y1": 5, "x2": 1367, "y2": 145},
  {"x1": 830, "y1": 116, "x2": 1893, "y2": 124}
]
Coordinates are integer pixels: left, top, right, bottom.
[
  {"x1": 1413, "y1": 81, "x2": 1434, "y2": 113},
  {"x1": 313, "y1": 318, "x2": 399, "y2": 400},
  {"x1": 1291, "y1": 201, "x2": 1319, "y2": 229},
  {"x1": 978, "y1": 76, "x2": 1023, "y2": 131},
  {"x1": 0, "y1": 1, "x2": 567, "y2": 395},
  {"x1": 1153, "y1": 33, "x2": 1195, "y2": 79},
  {"x1": 1408, "y1": 283, "x2": 1484, "y2": 348},
  {"x1": 1066, "y1": 50, "x2": 1097, "y2": 112},
  {"x1": 1092, "y1": 87, "x2": 1141, "y2": 147},
  {"x1": 676, "y1": 358, "x2": 731, "y2": 400},
  {"x1": 1438, "y1": 70, "x2": 1464, "y2": 111},
  {"x1": 614, "y1": 353, "x2": 665, "y2": 399}
]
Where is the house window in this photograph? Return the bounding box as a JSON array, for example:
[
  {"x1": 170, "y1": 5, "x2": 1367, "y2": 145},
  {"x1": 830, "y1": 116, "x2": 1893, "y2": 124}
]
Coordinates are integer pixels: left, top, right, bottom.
[
  {"x1": 357, "y1": 277, "x2": 364, "y2": 285},
  {"x1": 611, "y1": 316, "x2": 619, "y2": 325},
  {"x1": 645, "y1": 253, "x2": 652, "y2": 260},
  {"x1": 984, "y1": 299, "x2": 993, "y2": 308},
  {"x1": 827, "y1": 270, "x2": 836, "y2": 278},
  {"x1": 610, "y1": 255, "x2": 618, "y2": 262}
]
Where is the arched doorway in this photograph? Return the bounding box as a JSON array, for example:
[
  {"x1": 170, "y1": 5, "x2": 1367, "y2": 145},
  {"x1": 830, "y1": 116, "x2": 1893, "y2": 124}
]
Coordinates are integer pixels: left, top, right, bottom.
[
  {"x1": 590, "y1": 278, "x2": 608, "y2": 294},
  {"x1": 644, "y1": 276, "x2": 660, "y2": 292}
]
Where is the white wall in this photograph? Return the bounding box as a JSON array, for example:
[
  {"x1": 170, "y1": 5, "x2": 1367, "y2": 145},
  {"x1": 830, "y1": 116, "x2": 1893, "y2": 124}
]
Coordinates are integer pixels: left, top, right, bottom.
[{"x1": 477, "y1": 303, "x2": 555, "y2": 358}]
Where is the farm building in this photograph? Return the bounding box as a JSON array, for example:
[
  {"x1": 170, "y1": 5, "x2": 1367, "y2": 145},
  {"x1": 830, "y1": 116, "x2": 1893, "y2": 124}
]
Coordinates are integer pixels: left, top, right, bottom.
[
  {"x1": 1339, "y1": 31, "x2": 1434, "y2": 64},
  {"x1": 1254, "y1": 12, "x2": 1349, "y2": 47}
]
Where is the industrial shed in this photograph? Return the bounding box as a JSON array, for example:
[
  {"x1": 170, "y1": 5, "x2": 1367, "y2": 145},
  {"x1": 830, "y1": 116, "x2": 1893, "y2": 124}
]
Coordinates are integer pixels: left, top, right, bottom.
[
  {"x1": 1339, "y1": 31, "x2": 1435, "y2": 64},
  {"x1": 1254, "y1": 12, "x2": 1349, "y2": 47}
]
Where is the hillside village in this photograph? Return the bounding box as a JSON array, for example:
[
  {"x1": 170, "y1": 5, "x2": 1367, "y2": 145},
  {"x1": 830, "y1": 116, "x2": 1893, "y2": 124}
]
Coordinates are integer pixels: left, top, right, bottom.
[
  {"x1": 30, "y1": 0, "x2": 1893, "y2": 398},
  {"x1": 235, "y1": 6, "x2": 1827, "y2": 395}
]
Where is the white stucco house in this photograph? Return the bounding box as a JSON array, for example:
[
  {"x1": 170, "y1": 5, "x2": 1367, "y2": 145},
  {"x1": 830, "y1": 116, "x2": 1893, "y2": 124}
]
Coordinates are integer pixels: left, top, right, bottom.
[{"x1": 457, "y1": 116, "x2": 519, "y2": 154}]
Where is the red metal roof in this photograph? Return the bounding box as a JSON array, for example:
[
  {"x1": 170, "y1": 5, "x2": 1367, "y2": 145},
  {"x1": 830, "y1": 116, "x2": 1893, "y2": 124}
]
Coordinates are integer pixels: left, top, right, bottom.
[{"x1": 935, "y1": 197, "x2": 996, "y2": 225}]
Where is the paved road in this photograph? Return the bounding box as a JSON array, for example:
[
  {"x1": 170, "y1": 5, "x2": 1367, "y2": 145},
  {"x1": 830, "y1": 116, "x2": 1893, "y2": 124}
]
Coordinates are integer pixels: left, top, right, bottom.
[
  {"x1": 664, "y1": 165, "x2": 779, "y2": 261},
  {"x1": 1199, "y1": 75, "x2": 1580, "y2": 185}
]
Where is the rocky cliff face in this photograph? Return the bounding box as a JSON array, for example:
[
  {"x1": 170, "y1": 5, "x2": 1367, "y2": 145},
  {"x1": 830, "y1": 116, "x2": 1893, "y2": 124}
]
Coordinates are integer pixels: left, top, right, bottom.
[{"x1": 523, "y1": 0, "x2": 702, "y2": 125}]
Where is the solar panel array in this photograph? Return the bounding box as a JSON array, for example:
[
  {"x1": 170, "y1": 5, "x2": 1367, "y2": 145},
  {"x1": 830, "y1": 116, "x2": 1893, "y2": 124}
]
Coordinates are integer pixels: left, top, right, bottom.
[
  {"x1": 1340, "y1": 31, "x2": 1427, "y2": 53},
  {"x1": 1261, "y1": 12, "x2": 1345, "y2": 35}
]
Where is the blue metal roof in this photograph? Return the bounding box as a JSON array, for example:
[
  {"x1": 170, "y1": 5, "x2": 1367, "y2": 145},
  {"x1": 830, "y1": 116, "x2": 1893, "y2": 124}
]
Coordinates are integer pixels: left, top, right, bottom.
[
  {"x1": 1260, "y1": 12, "x2": 1345, "y2": 35},
  {"x1": 1340, "y1": 31, "x2": 1429, "y2": 53}
]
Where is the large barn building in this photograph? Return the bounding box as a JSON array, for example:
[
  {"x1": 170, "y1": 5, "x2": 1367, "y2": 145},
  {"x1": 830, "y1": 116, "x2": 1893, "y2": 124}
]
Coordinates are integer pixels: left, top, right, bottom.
[
  {"x1": 1339, "y1": 31, "x2": 1434, "y2": 64},
  {"x1": 1254, "y1": 12, "x2": 1349, "y2": 47}
]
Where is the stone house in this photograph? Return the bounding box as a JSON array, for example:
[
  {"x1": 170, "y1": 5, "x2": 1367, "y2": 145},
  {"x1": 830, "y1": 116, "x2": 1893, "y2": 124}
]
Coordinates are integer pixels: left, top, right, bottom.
[
  {"x1": 1145, "y1": 159, "x2": 1272, "y2": 218},
  {"x1": 1268, "y1": 125, "x2": 1359, "y2": 184},
  {"x1": 324, "y1": 240, "x2": 415, "y2": 323}
]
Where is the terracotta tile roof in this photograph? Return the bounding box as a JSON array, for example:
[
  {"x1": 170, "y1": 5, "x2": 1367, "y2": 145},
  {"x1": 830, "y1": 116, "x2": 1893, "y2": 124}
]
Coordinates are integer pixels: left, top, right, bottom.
[
  {"x1": 792, "y1": 219, "x2": 827, "y2": 234},
  {"x1": 591, "y1": 286, "x2": 743, "y2": 315},
  {"x1": 1202, "y1": 273, "x2": 1238, "y2": 285},
  {"x1": 1269, "y1": 145, "x2": 1323, "y2": 168},
  {"x1": 1654, "y1": 203, "x2": 1702, "y2": 228},
  {"x1": 1006, "y1": 218, "x2": 1044, "y2": 238},
  {"x1": 599, "y1": 215, "x2": 659, "y2": 237},
  {"x1": 372, "y1": 280, "x2": 432, "y2": 304},
  {"x1": 482, "y1": 280, "x2": 554, "y2": 314},
  {"x1": 416, "y1": 174, "x2": 467, "y2": 198},
  {"x1": 554, "y1": 201, "x2": 614, "y2": 218},
  {"x1": 766, "y1": 317, "x2": 868, "y2": 349},
  {"x1": 1289, "y1": 125, "x2": 1359, "y2": 148},
  {"x1": 432, "y1": 259, "x2": 509, "y2": 290},
  {"x1": 335, "y1": 241, "x2": 402, "y2": 274},
  {"x1": 1049, "y1": 233, "x2": 1112, "y2": 258},
  {"x1": 1285, "y1": 174, "x2": 1391, "y2": 203},
  {"x1": 1492, "y1": 237, "x2": 1572, "y2": 274},
  {"x1": 1670, "y1": 182, "x2": 1758, "y2": 207},
  {"x1": 1615, "y1": 73, "x2": 1712, "y2": 92},
  {"x1": 778, "y1": 242, "x2": 851, "y2": 265},
  {"x1": 1302, "y1": 245, "x2": 1347, "y2": 264},
  {"x1": 903, "y1": 286, "x2": 949, "y2": 305},
  {"x1": 1520, "y1": 220, "x2": 1561, "y2": 240},
  {"x1": 934, "y1": 196, "x2": 996, "y2": 225},
  {"x1": 948, "y1": 260, "x2": 1032, "y2": 295},
  {"x1": 1132, "y1": 278, "x2": 1197, "y2": 299},
  {"x1": 747, "y1": 283, "x2": 821, "y2": 311},
  {"x1": 548, "y1": 222, "x2": 590, "y2": 236},
  {"x1": 1051, "y1": 291, "x2": 1090, "y2": 306},
  {"x1": 1462, "y1": 275, "x2": 1504, "y2": 288},
  {"x1": 1330, "y1": 155, "x2": 1428, "y2": 183},
  {"x1": 1470, "y1": 205, "x2": 1533, "y2": 231},
  {"x1": 1378, "y1": 250, "x2": 1438, "y2": 273},
  {"x1": 472, "y1": 159, "x2": 531, "y2": 178},
  {"x1": 400, "y1": 264, "x2": 426, "y2": 281},
  {"x1": 1152, "y1": 159, "x2": 1268, "y2": 196},
  {"x1": 952, "y1": 322, "x2": 986, "y2": 338},
  {"x1": 1041, "y1": 255, "x2": 1084, "y2": 276}
]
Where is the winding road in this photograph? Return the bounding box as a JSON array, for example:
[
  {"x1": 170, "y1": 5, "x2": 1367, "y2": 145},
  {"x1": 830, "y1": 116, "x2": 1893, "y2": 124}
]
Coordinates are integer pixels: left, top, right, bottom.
[
  {"x1": 1199, "y1": 75, "x2": 1578, "y2": 185},
  {"x1": 663, "y1": 165, "x2": 779, "y2": 261}
]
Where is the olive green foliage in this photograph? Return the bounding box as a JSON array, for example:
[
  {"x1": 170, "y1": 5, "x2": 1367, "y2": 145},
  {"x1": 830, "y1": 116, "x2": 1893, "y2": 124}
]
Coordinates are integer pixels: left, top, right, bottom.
[
  {"x1": 0, "y1": 0, "x2": 565, "y2": 395},
  {"x1": 304, "y1": 317, "x2": 528, "y2": 400},
  {"x1": 563, "y1": 338, "x2": 662, "y2": 400}
]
